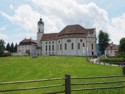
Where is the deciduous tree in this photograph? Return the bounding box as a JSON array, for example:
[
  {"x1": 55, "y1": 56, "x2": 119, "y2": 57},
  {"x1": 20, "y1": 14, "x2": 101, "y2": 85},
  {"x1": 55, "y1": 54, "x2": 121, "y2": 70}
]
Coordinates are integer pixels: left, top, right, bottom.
[
  {"x1": 118, "y1": 38, "x2": 125, "y2": 56},
  {"x1": 98, "y1": 30, "x2": 110, "y2": 54}
]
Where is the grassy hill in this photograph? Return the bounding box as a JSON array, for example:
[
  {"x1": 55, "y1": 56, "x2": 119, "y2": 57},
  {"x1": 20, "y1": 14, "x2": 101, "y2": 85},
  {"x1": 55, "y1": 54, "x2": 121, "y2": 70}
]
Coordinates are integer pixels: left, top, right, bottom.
[{"x1": 0, "y1": 56, "x2": 124, "y2": 94}]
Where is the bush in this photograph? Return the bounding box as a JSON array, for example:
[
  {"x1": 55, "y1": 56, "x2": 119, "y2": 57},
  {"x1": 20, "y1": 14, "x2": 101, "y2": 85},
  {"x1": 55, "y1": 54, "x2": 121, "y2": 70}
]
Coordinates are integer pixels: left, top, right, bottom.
[
  {"x1": 117, "y1": 52, "x2": 125, "y2": 58},
  {"x1": 100, "y1": 58, "x2": 125, "y2": 62}
]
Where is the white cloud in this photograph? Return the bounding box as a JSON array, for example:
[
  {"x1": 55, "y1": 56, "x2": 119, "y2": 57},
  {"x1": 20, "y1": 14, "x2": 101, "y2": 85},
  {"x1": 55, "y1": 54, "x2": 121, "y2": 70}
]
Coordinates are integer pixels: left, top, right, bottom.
[
  {"x1": 1, "y1": 0, "x2": 125, "y2": 44},
  {"x1": 107, "y1": 13, "x2": 125, "y2": 44},
  {"x1": 31, "y1": 0, "x2": 110, "y2": 37},
  {"x1": 32, "y1": 0, "x2": 109, "y2": 29},
  {"x1": 9, "y1": 4, "x2": 14, "y2": 10},
  {"x1": 1, "y1": 4, "x2": 63, "y2": 33},
  {"x1": 0, "y1": 26, "x2": 6, "y2": 31},
  {"x1": 1, "y1": 5, "x2": 41, "y2": 32},
  {"x1": 0, "y1": 33, "x2": 8, "y2": 40},
  {"x1": 31, "y1": 0, "x2": 125, "y2": 44}
]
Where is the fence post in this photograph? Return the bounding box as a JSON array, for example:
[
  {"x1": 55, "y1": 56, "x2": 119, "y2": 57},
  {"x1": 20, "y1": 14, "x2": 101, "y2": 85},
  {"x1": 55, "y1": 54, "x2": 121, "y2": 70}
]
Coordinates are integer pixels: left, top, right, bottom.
[
  {"x1": 65, "y1": 74, "x2": 71, "y2": 94},
  {"x1": 122, "y1": 66, "x2": 125, "y2": 75}
]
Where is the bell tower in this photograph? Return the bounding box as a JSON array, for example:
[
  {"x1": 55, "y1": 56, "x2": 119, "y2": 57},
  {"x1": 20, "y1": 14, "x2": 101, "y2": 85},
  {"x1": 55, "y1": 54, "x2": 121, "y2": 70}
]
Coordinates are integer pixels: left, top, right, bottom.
[
  {"x1": 38, "y1": 18, "x2": 44, "y2": 33},
  {"x1": 37, "y1": 18, "x2": 44, "y2": 46}
]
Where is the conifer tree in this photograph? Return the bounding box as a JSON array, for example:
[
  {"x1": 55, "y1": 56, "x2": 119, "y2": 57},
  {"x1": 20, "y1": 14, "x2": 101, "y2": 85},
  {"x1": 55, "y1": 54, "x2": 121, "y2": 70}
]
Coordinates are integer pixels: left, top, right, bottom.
[
  {"x1": 10, "y1": 43, "x2": 14, "y2": 52},
  {"x1": 14, "y1": 43, "x2": 17, "y2": 52},
  {"x1": 6, "y1": 43, "x2": 10, "y2": 52}
]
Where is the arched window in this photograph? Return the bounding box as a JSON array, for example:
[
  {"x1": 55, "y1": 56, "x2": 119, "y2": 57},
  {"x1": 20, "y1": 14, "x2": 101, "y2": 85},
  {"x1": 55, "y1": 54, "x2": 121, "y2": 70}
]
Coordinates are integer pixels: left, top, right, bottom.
[
  {"x1": 65, "y1": 43, "x2": 67, "y2": 50},
  {"x1": 72, "y1": 43, "x2": 74, "y2": 50},
  {"x1": 91, "y1": 43, "x2": 93, "y2": 50},
  {"x1": 78, "y1": 43, "x2": 80, "y2": 49}
]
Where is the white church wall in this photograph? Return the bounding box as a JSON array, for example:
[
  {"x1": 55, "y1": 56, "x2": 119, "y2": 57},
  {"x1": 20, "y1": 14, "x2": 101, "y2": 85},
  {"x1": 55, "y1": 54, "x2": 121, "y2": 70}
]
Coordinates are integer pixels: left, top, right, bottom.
[
  {"x1": 17, "y1": 44, "x2": 37, "y2": 56},
  {"x1": 56, "y1": 38, "x2": 87, "y2": 56},
  {"x1": 41, "y1": 40, "x2": 57, "y2": 56}
]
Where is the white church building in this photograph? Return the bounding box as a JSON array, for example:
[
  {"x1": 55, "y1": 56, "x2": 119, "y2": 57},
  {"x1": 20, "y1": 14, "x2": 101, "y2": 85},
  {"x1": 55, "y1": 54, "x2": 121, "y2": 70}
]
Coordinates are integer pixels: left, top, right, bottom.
[{"x1": 17, "y1": 18, "x2": 97, "y2": 56}]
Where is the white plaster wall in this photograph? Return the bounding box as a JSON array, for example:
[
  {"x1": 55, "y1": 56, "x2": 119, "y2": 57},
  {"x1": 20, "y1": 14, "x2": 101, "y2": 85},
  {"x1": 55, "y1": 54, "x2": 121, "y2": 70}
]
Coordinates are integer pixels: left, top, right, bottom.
[
  {"x1": 57, "y1": 38, "x2": 87, "y2": 56},
  {"x1": 17, "y1": 44, "x2": 36, "y2": 55},
  {"x1": 38, "y1": 24, "x2": 44, "y2": 33},
  {"x1": 37, "y1": 32, "x2": 43, "y2": 46},
  {"x1": 41, "y1": 40, "x2": 57, "y2": 56},
  {"x1": 86, "y1": 38, "x2": 96, "y2": 56},
  {"x1": 17, "y1": 37, "x2": 96, "y2": 56},
  {"x1": 105, "y1": 50, "x2": 116, "y2": 57}
]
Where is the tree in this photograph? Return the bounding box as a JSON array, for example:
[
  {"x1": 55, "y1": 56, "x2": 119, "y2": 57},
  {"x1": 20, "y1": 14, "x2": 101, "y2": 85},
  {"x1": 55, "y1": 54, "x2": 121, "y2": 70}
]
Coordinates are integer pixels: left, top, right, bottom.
[
  {"x1": 14, "y1": 43, "x2": 17, "y2": 52},
  {"x1": 10, "y1": 43, "x2": 14, "y2": 52},
  {"x1": 119, "y1": 38, "x2": 125, "y2": 57},
  {"x1": 6, "y1": 43, "x2": 10, "y2": 52},
  {"x1": 98, "y1": 30, "x2": 110, "y2": 54},
  {"x1": 0, "y1": 39, "x2": 5, "y2": 56}
]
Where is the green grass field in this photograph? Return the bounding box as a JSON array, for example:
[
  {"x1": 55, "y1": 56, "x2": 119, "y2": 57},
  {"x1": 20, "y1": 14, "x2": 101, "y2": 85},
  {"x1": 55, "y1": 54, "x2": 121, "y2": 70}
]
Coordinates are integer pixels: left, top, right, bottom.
[{"x1": 0, "y1": 56, "x2": 124, "y2": 94}]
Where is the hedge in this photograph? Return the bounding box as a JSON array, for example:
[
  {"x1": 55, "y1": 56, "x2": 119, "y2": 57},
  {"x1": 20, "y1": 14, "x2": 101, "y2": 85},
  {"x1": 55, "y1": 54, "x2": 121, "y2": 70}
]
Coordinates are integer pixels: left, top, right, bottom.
[{"x1": 100, "y1": 58, "x2": 125, "y2": 62}]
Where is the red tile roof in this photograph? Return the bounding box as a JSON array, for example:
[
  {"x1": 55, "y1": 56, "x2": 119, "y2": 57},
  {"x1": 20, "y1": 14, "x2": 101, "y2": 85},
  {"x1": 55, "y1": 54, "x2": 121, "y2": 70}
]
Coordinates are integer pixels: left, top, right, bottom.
[
  {"x1": 41, "y1": 24, "x2": 95, "y2": 41},
  {"x1": 59, "y1": 24, "x2": 85, "y2": 35},
  {"x1": 41, "y1": 33, "x2": 58, "y2": 41},
  {"x1": 19, "y1": 38, "x2": 37, "y2": 45},
  {"x1": 105, "y1": 43, "x2": 119, "y2": 50}
]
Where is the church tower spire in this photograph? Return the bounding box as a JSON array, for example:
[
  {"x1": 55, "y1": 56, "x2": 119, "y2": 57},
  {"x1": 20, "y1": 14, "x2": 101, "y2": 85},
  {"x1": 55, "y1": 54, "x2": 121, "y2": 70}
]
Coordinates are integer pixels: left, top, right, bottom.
[
  {"x1": 37, "y1": 18, "x2": 44, "y2": 47},
  {"x1": 38, "y1": 18, "x2": 44, "y2": 33}
]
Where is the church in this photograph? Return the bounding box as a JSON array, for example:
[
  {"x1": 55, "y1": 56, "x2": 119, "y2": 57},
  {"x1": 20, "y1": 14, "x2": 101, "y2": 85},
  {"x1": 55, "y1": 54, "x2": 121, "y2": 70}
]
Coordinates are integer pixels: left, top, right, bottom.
[{"x1": 17, "y1": 18, "x2": 97, "y2": 56}]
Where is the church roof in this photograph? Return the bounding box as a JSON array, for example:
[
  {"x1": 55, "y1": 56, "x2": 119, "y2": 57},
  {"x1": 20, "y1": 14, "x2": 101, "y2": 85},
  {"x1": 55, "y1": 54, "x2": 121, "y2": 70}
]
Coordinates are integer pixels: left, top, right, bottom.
[
  {"x1": 41, "y1": 24, "x2": 95, "y2": 41},
  {"x1": 58, "y1": 24, "x2": 95, "y2": 39},
  {"x1": 41, "y1": 33, "x2": 58, "y2": 41},
  {"x1": 59, "y1": 24, "x2": 94, "y2": 35},
  {"x1": 19, "y1": 38, "x2": 37, "y2": 45}
]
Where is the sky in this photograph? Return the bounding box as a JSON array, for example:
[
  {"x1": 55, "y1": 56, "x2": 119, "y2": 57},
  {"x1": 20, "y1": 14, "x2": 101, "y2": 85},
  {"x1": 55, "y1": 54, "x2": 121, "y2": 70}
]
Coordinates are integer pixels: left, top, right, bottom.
[{"x1": 0, "y1": 0, "x2": 125, "y2": 45}]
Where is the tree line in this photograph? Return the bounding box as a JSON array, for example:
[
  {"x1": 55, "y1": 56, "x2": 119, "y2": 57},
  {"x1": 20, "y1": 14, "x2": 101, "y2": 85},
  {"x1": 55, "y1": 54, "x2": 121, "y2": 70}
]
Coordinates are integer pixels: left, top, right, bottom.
[
  {"x1": 0, "y1": 39, "x2": 17, "y2": 56},
  {"x1": 6, "y1": 43, "x2": 17, "y2": 53}
]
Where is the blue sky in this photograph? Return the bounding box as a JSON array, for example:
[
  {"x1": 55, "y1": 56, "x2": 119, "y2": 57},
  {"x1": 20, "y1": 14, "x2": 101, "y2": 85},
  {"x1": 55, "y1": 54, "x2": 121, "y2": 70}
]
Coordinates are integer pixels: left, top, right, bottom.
[{"x1": 0, "y1": 0, "x2": 125, "y2": 45}]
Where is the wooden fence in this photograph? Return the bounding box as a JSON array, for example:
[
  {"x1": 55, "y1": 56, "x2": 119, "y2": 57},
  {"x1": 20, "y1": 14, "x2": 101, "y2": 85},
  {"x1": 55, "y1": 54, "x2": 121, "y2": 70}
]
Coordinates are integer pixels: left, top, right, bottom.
[{"x1": 0, "y1": 67, "x2": 125, "y2": 94}]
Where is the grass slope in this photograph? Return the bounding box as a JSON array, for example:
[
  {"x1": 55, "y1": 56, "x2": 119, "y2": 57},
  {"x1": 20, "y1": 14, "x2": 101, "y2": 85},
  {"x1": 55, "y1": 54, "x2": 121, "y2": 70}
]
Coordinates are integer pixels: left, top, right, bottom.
[{"x1": 0, "y1": 56, "x2": 124, "y2": 94}]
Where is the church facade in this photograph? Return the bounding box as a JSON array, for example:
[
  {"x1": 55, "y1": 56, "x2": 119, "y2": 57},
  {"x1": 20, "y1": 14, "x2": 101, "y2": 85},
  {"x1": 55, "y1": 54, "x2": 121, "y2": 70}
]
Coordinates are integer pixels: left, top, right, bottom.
[{"x1": 18, "y1": 18, "x2": 97, "y2": 56}]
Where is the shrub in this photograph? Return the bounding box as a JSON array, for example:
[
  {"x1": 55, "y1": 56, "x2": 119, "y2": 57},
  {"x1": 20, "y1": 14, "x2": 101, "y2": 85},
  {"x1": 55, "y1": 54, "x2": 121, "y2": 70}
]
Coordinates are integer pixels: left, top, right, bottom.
[
  {"x1": 100, "y1": 58, "x2": 125, "y2": 62},
  {"x1": 117, "y1": 51, "x2": 125, "y2": 58}
]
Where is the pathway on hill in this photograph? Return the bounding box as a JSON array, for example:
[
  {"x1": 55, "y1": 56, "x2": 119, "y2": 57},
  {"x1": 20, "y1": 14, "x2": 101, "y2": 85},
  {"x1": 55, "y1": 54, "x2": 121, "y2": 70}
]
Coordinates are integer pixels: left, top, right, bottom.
[{"x1": 89, "y1": 58, "x2": 119, "y2": 67}]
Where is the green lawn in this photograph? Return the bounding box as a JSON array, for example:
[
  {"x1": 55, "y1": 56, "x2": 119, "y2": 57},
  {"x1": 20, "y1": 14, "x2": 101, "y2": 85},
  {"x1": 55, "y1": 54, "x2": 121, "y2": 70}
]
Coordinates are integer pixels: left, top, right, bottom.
[{"x1": 0, "y1": 56, "x2": 124, "y2": 94}]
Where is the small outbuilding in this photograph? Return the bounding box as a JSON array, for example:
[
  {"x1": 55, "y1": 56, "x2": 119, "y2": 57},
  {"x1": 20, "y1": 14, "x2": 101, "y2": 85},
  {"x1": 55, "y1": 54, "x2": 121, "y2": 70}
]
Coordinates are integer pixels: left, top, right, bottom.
[{"x1": 105, "y1": 42, "x2": 119, "y2": 57}]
